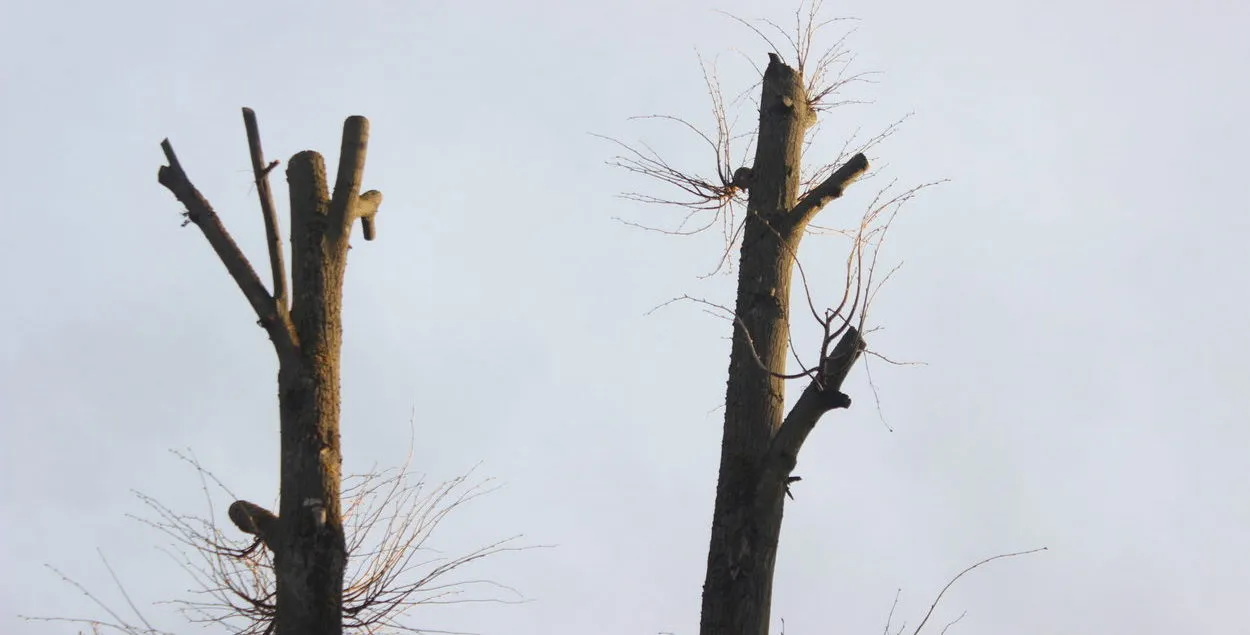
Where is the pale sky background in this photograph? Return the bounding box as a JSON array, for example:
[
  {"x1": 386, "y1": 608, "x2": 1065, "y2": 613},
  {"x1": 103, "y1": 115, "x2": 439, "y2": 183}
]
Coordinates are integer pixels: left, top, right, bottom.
[{"x1": 2, "y1": 0, "x2": 1248, "y2": 634}]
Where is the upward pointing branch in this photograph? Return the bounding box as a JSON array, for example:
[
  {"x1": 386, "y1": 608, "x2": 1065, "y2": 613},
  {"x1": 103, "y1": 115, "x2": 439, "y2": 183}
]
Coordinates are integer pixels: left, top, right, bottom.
[
  {"x1": 328, "y1": 116, "x2": 378, "y2": 240},
  {"x1": 242, "y1": 107, "x2": 289, "y2": 309}
]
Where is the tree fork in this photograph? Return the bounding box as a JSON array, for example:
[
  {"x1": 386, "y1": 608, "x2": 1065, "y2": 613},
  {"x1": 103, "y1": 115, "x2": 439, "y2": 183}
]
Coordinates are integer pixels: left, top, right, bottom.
[
  {"x1": 158, "y1": 109, "x2": 383, "y2": 635},
  {"x1": 699, "y1": 54, "x2": 868, "y2": 635}
]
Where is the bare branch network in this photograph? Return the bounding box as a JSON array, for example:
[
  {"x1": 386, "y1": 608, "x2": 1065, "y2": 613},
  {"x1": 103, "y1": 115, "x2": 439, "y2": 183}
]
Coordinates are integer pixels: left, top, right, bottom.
[
  {"x1": 597, "y1": 1, "x2": 890, "y2": 275},
  {"x1": 613, "y1": 5, "x2": 931, "y2": 409},
  {"x1": 24, "y1": 450, "x2": 532, "y2": 635}
]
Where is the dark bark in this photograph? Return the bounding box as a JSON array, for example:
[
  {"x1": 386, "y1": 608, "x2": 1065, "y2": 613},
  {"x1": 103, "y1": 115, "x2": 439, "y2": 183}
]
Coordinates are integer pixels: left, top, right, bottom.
[
  {"x1": 229, "y1": 500, "x2": 280, "y2": 548},
  {"x1": 698, "y1": 54, "x2": 868, "y2": 635},
  {"x1": 158, "y1": 111, "x2": 381, "y2": 635}
]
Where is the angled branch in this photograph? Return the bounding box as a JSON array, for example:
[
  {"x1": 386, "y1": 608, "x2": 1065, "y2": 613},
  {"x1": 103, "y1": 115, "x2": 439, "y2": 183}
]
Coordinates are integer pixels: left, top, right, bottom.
[
  {"x1": 757, "y1": 326, "x2": 864, "y2": 499},
  {"x1": 157, "y1": 140, "x2": 296, "y2": 356},
  {"x1": 789, "y1": 151, "x2": 869, "y2": 228},
  {"x1": 241, "y1": 108, "x2": 289, "y2": 309}
]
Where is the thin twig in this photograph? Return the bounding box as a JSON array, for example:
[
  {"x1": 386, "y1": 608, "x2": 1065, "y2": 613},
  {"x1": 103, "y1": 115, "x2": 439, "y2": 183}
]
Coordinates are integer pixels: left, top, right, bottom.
[
  {"x1": 97, "y1": 550, "x2": 156, "y2": 633},
  {"x1": 911, "y1": 548, "x2": 1048, "y2": 635},
  {"x1": 883, "y1": 588, "x2": 902, "y2": 635}
]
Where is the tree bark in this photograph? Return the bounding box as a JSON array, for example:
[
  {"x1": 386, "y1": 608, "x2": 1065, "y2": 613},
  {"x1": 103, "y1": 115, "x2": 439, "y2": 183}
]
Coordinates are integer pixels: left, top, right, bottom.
[
  {"x1": 159, "y1": 111, "x2": 381, "y2": 635},
  {"x1": 698, "y1": 54, "x2": 868, "y2": 635}
]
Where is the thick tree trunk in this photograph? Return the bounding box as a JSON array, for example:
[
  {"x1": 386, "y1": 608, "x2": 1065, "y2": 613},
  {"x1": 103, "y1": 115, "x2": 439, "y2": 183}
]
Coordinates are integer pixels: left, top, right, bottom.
[
  {"x1": 274, "y1": 147, "x2": 349, "y2": 635},
  {"x1": 160, "y1": 111, "x2": 382, "y2": 635},
  {"x1": 272, "y1": 118, "x2": 379, "y2": 635},
  {"x1": 698, "y1": 55, "x2": 867, "y2": 635}
]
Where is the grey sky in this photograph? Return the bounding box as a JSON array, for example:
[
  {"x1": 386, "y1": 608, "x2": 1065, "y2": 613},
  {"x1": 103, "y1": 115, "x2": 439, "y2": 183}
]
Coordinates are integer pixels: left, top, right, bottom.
[{"x1": 2, "y1": 0, "x2": 1247, "y2": 633}]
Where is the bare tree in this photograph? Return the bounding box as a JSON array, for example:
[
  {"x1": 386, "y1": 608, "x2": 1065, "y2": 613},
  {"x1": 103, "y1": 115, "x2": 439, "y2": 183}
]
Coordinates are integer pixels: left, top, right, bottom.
[
  {"x1": 695, "y1": 49, "x2": 867, "y2": 635},
  {"x1": 156, "y1": 108, "x2": 381, "y2": 635},
  {"x1": 608, "y1": 4, "x2": 1050, "y2": 632},
  {"x1": 27, "y1": 110, "x2": 530, "y2": 635},
  {"x1": 603, "y1": 5, "x2": 941, "y2": 635}
]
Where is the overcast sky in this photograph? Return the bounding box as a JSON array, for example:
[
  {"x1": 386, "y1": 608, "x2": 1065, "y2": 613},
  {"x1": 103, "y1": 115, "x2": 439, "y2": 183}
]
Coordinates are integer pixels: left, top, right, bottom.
[{"x1": 2, "y1": 0, "x2": 1247, "y2": 634}]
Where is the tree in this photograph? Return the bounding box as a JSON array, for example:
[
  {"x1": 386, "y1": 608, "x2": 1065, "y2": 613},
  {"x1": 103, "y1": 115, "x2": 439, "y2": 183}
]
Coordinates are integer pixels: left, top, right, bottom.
[
  {"x1": 26, "y1": 105, "x2": 527, "y2": 635},
  {"x1": 603, "y1": 8, "x2": 924, "y2": 635},
  {"x1": 606, "y1": 6, "x2": 1048, "y2": 633},
  {"x1": 696, "y1": 51, "x2": 868, "y2": 635},
  {"x1": 148, "y1": 111, "x2": 527, "y2": 635},
  {"x1": 156, "y1": 108, "x2": 381, "y2": 635}
]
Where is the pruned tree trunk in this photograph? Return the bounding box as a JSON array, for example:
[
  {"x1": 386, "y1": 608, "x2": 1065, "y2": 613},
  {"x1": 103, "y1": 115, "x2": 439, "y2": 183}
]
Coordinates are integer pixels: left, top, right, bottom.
[
  {"x1": 158, "y1": 109, "x2": 382, "y2": 635},
  {"x1": 698, "y1": 53, "x2": 869, "y2": 635}
]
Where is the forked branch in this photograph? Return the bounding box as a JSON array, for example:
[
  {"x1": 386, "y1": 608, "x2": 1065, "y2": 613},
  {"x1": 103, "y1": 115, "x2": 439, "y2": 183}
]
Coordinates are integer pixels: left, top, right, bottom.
[{"x1": 157, "y1": 139, "x2": 296, "y2": 357}]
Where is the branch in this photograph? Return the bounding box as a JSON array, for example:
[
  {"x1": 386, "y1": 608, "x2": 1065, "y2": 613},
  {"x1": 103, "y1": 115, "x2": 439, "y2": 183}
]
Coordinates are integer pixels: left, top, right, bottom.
[
  {"x1": 241, "y1": 108, "x2": 289, "y2": 308},
  {"x1": 327, "y1": 116, "x2": 381, "y2": 240},
  {"x1": 758, "y1": 326, "x2": 864, "y2": 493},
  {"x1": 228, "y1": 500, "x2": 279, "y2": 550},
  {"x1": 357, "y1": 190, "x2": 383, "y2": 241},
  {"x1": 157, "y1": 140, "x2": 296, "y2": 356},
  {"x1": 789, "y1": 151, "x2": 869, "y2": 228},
  {"x1": 911, "y1": 547, "x2": 1048, "y2": 635}
]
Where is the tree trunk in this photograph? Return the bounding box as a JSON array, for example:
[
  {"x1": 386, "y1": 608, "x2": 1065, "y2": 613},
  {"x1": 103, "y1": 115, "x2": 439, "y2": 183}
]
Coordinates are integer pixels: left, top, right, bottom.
[
  {"x1": 159, "y1": 110, "x2": 382, "y2": 635},
  {"x1": 698, "y1": 54, "x2": 868, "y2": 635}
]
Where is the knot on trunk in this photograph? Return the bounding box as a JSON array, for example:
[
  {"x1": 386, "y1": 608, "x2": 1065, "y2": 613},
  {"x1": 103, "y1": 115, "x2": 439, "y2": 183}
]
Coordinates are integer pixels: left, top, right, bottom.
[{"x1": 731, "y1": 166, "x2": 754, "y2": 191}]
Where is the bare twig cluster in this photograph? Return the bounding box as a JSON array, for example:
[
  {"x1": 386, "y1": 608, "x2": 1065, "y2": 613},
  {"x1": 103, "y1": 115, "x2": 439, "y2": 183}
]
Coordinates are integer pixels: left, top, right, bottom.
[
  {"x1": 338, "y1": 464, "x2": 530, "y2": 633},
  {"x1": 718, "y1": 0, "x2": 876, "y2": 113},
  {"x1": 25, "y1": 450, "x2": 529, "y2": 635},
  {"x1": 20, "y1": 557, "x2": 174, "y2": 635},
  {"x1": 647, "y1": 170, "x2": 940, "y2": 405},
  {"x1": 614, "y1": 1, "x2": 948, "y2": 394},
  {"x1": 801, "y1": 113, "x2": 910, "y2": 197},
  {"x1": 599, "y1": 1, "x2": 904, "y2": 282},
  {"x1": 594, "y1": 56, "x2": 756, "y2": 270}
]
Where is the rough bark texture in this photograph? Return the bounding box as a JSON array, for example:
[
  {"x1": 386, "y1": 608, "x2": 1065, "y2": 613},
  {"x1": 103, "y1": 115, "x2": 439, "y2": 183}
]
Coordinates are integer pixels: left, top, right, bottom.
[
  {"x1": 698, "y1": 54, "x2": 868, "y2": 635},
  {"x1": 158, "y1": 111, "x2": 381, "y2": 635}
]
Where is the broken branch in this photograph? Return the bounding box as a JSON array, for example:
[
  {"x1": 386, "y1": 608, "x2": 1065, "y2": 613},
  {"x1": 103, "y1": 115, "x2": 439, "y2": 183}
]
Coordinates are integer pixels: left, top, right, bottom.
[
  {"x1": 757, "y1": 325, "x2": 865, "y2": 501},
  {"x1": 357, "y1": 190, "x2": 383, "y2": 241},
  {"x1": 790, "y1": 151, "x2": 869, "y2": 228}
]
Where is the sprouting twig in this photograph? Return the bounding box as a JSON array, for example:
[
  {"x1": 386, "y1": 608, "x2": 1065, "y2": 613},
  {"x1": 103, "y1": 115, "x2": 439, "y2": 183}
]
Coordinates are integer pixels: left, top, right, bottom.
[{"x1": 910, "y1": 548, "x2": 1049, "y2": 635}]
